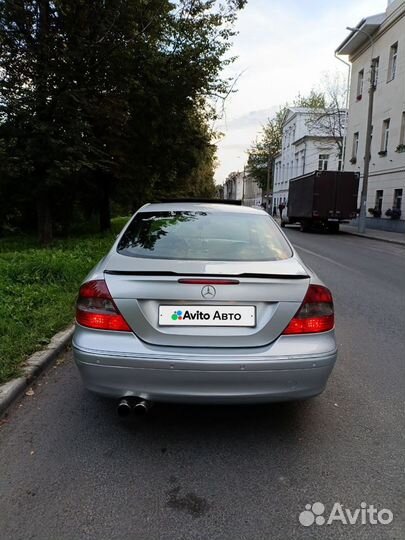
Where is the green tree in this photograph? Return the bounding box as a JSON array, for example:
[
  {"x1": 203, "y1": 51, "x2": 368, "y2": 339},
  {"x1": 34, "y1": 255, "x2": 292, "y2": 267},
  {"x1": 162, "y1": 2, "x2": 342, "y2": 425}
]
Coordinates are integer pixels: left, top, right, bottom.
[
  {"x1": 293, "y1": 89, "x2": 326, "y2": 109},
  {"x1": 304, "y1": 74, "x2": 347, "y2": 159},
  {"x1": 246, "y1": 106, "x2": 288, "y2": 192},
  {"x1": 246, "y1": 90, "x2": 327, "y2": 198},
  {"x1": 0, "y1": 0, "x2": 245, "y2": 242}
]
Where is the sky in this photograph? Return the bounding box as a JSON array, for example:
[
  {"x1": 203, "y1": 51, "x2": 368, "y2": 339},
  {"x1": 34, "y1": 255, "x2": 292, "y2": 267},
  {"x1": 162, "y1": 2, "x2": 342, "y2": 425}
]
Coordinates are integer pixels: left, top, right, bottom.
[{"x1": 213, "y1": 0, "x2": 388, "y2": 185}]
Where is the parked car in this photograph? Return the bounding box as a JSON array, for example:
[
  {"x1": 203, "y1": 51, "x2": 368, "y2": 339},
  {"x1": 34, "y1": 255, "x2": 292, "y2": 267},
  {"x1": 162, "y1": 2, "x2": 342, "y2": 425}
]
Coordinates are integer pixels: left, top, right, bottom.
[{"x1": 73, "y1": 201, "x2": 337, "y2": 415}]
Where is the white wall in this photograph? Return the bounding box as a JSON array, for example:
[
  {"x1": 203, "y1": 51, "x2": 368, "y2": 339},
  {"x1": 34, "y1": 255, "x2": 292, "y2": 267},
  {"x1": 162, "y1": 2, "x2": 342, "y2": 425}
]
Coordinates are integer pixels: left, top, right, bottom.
[
  {"x1": 223, "y1": 172, "x2": 244, "y2": 200},
  {"x1": 272, "y1": 108, "x2": 343, "y2": 211},
  {"x1": 243, "y1": 175, "x2": 262, "y2": 207},
  {"x1": 344, "y1": 1, "x2": 405, "y2": 224}
]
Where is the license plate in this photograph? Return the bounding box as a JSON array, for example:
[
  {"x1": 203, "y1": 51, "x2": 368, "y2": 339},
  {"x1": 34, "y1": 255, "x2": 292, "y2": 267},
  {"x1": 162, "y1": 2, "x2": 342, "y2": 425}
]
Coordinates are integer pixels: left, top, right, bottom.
[
  {"x1": 328, "y1": 218, "x2": 339, "y2": 222},
  {"x1": 159, "y1": 305, "x2": 256, "y2": 327}
]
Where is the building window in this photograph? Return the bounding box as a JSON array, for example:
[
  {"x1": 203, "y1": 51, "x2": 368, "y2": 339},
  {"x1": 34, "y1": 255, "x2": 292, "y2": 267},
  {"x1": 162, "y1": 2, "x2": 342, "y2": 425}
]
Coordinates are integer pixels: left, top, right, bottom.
[
  {"x1": 380, "y1": 119, "x2": 390, "y2": 154},
  {"x1": 373, "y1": 57, "x2": 379, "y2": 87},
  {"x1": 394, "y1": 189, "x2": 403, "y2": 210},
  {"x1": 318, "y1": 154, "x2": 329, "y2": 171},
  {"x1": 399, "y1": 112, "x2": 405, "y2": 146},
  {"x1": 388, "y1": 42, "x2": 398, "y2": 82},
  {"x1": 375, "y1": 190, "x2": 384, "y2": 213},
  {"x1": 338, "y1": 156, "x2": 343, "y2": 171},
  {"x1": 351, "y1": 132, "x2": 359, "y2": 162},
  {"x1": 357, "y1": 70, "x2": 364, "y2": 99}
]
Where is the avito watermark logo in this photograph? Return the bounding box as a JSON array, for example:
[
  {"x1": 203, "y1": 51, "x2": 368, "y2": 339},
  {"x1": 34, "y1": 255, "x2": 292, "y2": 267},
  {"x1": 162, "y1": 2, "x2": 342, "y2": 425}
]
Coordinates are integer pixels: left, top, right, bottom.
[{"x1": 298, "y1": 502, "x2": 393, "y2": 527}]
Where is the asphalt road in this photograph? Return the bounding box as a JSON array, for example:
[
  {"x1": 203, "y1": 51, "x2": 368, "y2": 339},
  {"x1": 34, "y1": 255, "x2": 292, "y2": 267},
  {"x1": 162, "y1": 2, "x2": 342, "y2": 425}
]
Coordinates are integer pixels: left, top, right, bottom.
[{"x1": 1, "y1": 229, "x2": 404, "y2": 540}]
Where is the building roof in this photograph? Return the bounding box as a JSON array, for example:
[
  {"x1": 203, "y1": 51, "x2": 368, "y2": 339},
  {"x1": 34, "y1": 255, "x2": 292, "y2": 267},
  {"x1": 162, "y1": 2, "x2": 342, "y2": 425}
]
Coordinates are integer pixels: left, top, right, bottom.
[
  {"x1": 336, "y1": 13, "x2": 385, "y2": 55},
  {"x1": 293, "y1": 134, "x2": 343, "y2": 146},
  {"x1": 286, "y1": 107, "x2": 324, "y2": 117},
  {"x1": 284, "y1": 107, "x2": 335, "y2": 127}
]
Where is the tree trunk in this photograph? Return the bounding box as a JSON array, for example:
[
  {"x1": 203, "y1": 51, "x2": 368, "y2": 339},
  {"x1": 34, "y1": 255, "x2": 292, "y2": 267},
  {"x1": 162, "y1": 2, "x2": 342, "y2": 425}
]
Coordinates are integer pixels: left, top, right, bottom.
[
  {"x1": 99, "y1": 175, "x2": 111, "y2": 232},
  {"x1": 37, "y1": 195, "x2": 53, "y2": 245},
  {"x1": 36, "y1": 0, "x2": 52, "y2": 246}
]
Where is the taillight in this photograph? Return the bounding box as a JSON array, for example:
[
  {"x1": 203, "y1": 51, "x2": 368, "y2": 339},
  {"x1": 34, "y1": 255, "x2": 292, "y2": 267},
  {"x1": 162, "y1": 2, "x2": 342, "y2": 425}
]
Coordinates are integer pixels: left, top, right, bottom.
[
  {"x1": 76, "y1": 279, "x2": 131, "y2": 331},
  {"x1": 282, "y1": 284, "x2": 334, "y2": 335}
]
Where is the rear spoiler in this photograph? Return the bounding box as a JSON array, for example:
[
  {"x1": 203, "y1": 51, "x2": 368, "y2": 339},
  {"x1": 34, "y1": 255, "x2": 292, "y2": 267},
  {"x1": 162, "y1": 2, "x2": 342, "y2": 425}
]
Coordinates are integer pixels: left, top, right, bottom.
[
  {"x1": 104, "y1": 270, "x2": 309, "y2": 279},
  {"x1": 154, "y1": 198, "x2": 242, "y2": 205}
]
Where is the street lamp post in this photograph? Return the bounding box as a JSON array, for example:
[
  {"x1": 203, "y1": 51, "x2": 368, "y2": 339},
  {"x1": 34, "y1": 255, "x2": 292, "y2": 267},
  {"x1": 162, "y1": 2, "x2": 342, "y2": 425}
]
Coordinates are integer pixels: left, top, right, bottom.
[
  {"x1": 359, "y1": 58, "x2": 377, "y2": 233},
  {"x1": 242, "y1": 165, "x2": 246, "y2": 205},
  {"x1": 346, "y1": 26, "x2": 376, "y2": 234},
  {"x1": 334, "y1": 51, "x2": 351, "y2": 171}
]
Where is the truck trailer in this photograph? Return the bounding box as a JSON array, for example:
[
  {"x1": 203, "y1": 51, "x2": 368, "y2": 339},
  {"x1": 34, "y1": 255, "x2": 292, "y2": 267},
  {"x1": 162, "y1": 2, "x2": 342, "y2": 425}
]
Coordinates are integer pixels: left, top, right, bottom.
[{"x1": 281, "y1": 170, "x2": 360, "y2": 233}]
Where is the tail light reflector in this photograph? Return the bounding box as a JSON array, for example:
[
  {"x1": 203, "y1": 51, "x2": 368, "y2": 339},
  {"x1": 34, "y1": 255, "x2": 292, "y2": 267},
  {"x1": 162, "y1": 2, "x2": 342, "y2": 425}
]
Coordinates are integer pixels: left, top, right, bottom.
[
  {"x1": 76, "y1": 279, "x2": 131, "y2": 331},
  {"x1": 282, "y1": 284, "x2": 334, "y2": 335}
]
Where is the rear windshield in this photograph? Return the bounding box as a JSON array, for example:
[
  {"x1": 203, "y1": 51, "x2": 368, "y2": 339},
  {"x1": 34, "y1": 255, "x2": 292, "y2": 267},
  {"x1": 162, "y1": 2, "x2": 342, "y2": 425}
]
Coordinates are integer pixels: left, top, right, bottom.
[{"x1": 117, "y1": 211, "x2": 292, "y2": 261}]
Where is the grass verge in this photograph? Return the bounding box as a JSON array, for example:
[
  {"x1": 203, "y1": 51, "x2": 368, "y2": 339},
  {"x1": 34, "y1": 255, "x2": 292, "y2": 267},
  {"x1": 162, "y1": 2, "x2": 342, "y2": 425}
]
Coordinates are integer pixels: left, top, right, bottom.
[{"x1": 0, "y1": 217, "x2": 130, "y2": 384}]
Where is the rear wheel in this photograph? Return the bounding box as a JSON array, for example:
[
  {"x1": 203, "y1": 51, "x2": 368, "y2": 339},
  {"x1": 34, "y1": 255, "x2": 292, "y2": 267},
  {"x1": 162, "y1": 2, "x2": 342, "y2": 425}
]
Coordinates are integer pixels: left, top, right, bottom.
[
  {"x1": 300, "y1": 220, "x2": 310, "y2": 233},
  {"x1": 328, "y1": 222, "x2": 340, "y2": 233}
]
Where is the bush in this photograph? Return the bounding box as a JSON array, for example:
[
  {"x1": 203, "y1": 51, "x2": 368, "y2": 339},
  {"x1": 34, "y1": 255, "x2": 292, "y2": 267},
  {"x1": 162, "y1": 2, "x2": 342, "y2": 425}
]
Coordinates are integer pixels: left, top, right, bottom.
[
  {"x1": 385, "y1": 208, "x2": 402, "y2": 220},
  {"x1": 368, "y1": 207, "x2": 382, "y2": 218}
]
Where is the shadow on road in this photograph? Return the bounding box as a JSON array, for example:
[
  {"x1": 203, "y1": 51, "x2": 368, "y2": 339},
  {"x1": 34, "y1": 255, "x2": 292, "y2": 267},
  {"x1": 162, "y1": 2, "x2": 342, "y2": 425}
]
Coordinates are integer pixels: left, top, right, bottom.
[{"x1": 85, "y1": 392, "x2": 321, "y2": 444}]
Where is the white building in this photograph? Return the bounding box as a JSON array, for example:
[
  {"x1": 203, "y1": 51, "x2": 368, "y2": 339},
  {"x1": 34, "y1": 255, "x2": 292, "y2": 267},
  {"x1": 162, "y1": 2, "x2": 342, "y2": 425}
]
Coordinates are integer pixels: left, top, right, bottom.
[
  {"x1": 223, "y1": 171, "x2": 244, "y2": 200},
  {"x1": 336, "y1": 0, "x2": 405, "y2": 232},
  {"x1": 243, "y1": 174, "x2": 262, "y2": 207},
  {"x1": 223, "y1": 171, "x2": 262, "y2": 206},
  {"x1": 272, "y1": 107, "x2": 343, "y2": 213}
]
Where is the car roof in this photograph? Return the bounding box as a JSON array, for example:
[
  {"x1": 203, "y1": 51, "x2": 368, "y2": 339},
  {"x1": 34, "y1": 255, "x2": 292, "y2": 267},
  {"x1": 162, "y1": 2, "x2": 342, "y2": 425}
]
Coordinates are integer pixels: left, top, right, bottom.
[{"x1": 139, "y1": 202, "x2": 267, "y2": 215}]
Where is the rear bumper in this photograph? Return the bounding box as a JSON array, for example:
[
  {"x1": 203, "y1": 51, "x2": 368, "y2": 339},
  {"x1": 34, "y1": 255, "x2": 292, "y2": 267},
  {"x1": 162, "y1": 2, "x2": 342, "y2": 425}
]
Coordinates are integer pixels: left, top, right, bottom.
[{"x1": 73, "y1": 326, "x2": 337, "y2": 404}]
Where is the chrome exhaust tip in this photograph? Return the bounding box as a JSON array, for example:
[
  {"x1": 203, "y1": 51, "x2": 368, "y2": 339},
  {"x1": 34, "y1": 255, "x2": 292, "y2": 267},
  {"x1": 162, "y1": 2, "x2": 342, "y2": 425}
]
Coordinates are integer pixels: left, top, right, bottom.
[
  {"x1": 133, "y1": 400, "x2": 152, "y2": 416},
  {"x1": 117, "y1": 398, "x2": 132, "y2": 417}
]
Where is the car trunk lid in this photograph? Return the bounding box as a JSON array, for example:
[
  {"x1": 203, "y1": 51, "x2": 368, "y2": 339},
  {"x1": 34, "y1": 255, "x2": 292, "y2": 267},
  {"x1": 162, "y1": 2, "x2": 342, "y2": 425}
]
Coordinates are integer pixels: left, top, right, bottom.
[{"x1": 104, "y1": 254, "x2": 310, "y2": 348}]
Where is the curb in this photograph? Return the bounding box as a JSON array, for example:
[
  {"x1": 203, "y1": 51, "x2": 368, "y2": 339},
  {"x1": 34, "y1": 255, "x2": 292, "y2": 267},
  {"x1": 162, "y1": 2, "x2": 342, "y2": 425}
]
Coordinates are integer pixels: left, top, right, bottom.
[
  {"x1": 340, "y1": 230, "x2": 405, "y2": 247},
  {"x1": 0, "y1": 325, "x2": 74, "y2": 418},
  {"x1": 281, "y1": 221, "x2": 405, "y2": 247}
]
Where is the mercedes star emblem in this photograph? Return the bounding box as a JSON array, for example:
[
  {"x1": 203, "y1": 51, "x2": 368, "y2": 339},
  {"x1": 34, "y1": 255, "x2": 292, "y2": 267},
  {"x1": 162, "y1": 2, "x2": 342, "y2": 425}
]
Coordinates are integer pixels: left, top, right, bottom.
[{"x1": 201, "y1": 285, "x2": 216, "y2": 299}]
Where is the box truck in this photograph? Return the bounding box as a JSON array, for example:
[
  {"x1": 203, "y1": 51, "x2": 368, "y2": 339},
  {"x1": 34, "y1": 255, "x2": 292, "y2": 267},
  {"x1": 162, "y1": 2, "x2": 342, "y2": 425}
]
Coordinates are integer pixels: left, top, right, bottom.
[{"x1": 281, "y1": 170, "x2": 360, "y2": 233}]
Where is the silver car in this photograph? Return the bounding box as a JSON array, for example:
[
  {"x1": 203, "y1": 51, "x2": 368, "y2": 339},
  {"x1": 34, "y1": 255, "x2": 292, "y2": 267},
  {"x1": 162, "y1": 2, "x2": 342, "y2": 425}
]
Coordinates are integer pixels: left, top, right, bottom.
[{"x1": 73, "y1": 201, "x2": 337, "y2": 413}]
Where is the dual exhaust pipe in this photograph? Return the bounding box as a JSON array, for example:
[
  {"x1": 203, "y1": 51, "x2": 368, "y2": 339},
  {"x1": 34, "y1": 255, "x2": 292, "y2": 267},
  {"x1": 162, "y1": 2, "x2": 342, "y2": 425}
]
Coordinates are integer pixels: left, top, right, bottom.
[{"x1": 117, "y1": 398, "x2": 152, "y2": 418}]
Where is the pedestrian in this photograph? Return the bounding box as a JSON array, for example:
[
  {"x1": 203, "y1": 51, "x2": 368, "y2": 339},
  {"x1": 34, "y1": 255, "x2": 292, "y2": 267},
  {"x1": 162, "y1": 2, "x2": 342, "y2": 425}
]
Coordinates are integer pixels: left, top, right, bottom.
[{"x1": 278, "y1": 202, "x2": 285, "y2": 218}]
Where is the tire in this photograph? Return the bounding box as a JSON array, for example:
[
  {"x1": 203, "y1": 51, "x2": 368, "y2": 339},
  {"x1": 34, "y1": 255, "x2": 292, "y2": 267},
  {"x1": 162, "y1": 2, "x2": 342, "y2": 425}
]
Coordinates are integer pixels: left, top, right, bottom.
[
  {"x1": 328, "y1": 222, "x2": 340, "y2": 233},
  {"x1": 300, "y1": 220, "x2": 310, "y2": 232}
]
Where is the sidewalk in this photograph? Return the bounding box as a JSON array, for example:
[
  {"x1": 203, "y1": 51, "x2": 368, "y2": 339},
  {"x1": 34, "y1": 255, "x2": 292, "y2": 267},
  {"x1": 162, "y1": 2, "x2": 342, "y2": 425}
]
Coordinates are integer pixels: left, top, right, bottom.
[
  {"x1": 339, "y1": 224, "x2": 405, "y2": 246},
  {"x1": 275, "y1": 216, "x2": 405, "y2": 246}
]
